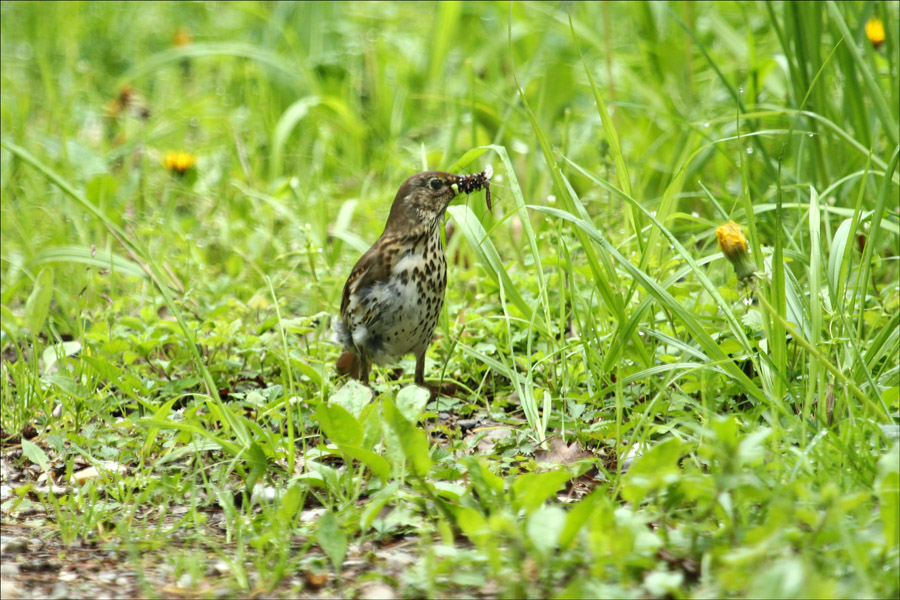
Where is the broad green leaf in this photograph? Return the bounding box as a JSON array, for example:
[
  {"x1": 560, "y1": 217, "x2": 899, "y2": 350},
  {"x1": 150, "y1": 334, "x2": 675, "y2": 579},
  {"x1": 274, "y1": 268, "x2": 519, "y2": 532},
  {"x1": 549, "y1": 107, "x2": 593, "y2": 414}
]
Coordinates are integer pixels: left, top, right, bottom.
[
  {"x1": 462, "y1": 457, "x2": 505, "y2": 512},
  {"x1": 455, "y1": 506, "x2": 489, "y2": 546},
  {"x1": 361, "y1": 402, "x2": 384, "y2": 451},
  {"x1": 317, "y1": 511, "x2": 347, "y2": 573},
  {"x1": 41, "y1": 341, "x2": 81, "y2": 376},
  {"x1": 21, "y1": 439, "x2": 50, "y2": 472},
  {"x1": 336, "y1": 444, "x2": 391, "y2": 482},
  {"x1": 512, "y1": 470, "x2": 573, "y2": 514},
  {"x1": 746, "y1": 556, "x2": 806, "y2": 598},
  {"x1": 80, "y1": 355, "x2": 124, "y2": 382},
  {"x1": 42, "y1": 375, "x2": 83, "y2": 396},
  {"x1": 244, "y1": 441, "x2": 269, "y2": 493},
  {"x1": 526, "y1": 505, "x2": 566, "y2": 555},
  {"x1": 275, "y1": 484, "x2": 304, "y2": 526},
  {"x1": 291, "y1": 358, "x2": 323, "y2": 387},
  {"x1": 737, "y1": 428, "x2": 772, "y2": 466},
  {"x1": 395, "y1": 385, "x2": 429, "y2": 422},
  {"x1": 559, "y1": 490, "x2": 603, "y2": 549},
  {"x1": 644, "y1": 570, "x2": 685, "y2": 597},
  {"x1": 383, "y1": 397, "x2": 432, "y2": 477},
  {"x1": 329, "y1": 380, "x2": 373, "y2": 419},
  {"x1": 622, "y1": 438, "x2": 686, "y2": 505},
  {"x1": 25, "y1": 267, "x2": 53, "y2": 336},
  {"x1": 315, "y1": 402, "x2": 363, "y2": 447},
  {"x1": 85, "y1": 174, "x2": 117, "y2": 203},
  {"x1": 362, "y1": 482, "x2": 400, "y2": 530}
]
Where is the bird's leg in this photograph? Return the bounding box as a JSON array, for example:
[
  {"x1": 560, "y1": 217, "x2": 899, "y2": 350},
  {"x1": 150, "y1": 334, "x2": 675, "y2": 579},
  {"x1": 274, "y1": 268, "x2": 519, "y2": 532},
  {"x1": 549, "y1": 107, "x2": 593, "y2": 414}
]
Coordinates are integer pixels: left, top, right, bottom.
[
  {"x1": 415, "y1": 351, "x2": 457, "y2": 400},
  {"x1": 358, "y1": 353, "x2": 371, "y2": 386},
  {"x1": 414, "y1": 350, "x2": 427, "y2": 388}
]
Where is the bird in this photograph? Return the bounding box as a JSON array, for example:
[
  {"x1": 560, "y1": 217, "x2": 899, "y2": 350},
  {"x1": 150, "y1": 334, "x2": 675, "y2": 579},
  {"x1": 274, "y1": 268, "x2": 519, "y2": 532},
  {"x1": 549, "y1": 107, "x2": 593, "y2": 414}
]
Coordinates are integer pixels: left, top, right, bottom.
[{"x1": 334, "y1": 169, "x2": 489, "y2": 395}]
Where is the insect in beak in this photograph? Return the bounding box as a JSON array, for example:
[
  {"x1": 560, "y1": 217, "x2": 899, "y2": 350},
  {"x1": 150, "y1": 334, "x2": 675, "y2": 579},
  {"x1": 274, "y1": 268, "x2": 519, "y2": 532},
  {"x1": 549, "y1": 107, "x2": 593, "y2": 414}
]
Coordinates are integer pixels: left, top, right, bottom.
[{"x1": 455, "y1": 165, "x2": 493, "y2": 212}]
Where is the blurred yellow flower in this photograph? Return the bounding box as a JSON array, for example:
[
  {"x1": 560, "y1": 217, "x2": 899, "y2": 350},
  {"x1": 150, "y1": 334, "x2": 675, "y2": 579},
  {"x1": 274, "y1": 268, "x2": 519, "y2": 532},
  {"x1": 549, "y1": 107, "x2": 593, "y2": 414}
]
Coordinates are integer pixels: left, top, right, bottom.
[
  {"x1": 248, "y1": 294, "x2": 270, "y2": 311},
  {"x1": 866, "y1": 17, "x2": 885, "y2": 48},
  {"x1": 172, "y1": 27, "x2": 193, "y2": 47},
  {"x1": 163, "y1": 151, "x2": 196, "y2": 175},
  {"x1": 716, "y1": 221, "x2": 756, "y2": 284}
]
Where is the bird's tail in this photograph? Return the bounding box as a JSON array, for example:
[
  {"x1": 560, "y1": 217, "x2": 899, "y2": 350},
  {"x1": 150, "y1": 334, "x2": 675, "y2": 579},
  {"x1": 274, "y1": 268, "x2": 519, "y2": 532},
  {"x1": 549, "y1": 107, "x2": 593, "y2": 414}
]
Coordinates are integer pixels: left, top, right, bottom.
[{"x1": 336, "y1": 350, "x2": 359, "y2": 378}]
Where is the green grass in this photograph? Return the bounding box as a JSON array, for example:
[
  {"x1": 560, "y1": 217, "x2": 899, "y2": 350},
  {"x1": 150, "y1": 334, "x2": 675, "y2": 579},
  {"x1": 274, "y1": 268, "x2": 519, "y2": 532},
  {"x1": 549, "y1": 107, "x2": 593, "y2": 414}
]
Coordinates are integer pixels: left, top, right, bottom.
[{"x1": 1, "y1": 1, "x2": 898, "y2": 598}]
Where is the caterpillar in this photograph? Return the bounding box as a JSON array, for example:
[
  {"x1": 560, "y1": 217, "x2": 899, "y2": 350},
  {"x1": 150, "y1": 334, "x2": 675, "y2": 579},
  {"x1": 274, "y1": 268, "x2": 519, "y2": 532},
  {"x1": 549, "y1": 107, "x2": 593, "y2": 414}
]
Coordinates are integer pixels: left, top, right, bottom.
[{"x1": 456, "y1": 164, "x2": 493, "y2": 212}]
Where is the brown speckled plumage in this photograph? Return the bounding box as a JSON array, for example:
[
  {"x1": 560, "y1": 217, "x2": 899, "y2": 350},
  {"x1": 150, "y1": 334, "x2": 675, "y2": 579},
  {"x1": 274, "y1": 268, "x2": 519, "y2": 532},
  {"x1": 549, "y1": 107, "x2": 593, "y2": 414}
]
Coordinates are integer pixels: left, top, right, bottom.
[{"x1": 334, "y1": 169, "x2": 490, "y2": 391}]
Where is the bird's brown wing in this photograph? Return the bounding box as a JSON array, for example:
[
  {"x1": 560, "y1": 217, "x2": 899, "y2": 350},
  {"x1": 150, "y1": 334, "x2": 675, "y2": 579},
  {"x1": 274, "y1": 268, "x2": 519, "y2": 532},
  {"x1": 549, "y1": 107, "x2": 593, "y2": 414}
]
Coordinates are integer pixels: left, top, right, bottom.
[{"x1": 339, "y1": 237, "x2": 396, "y2": 321}]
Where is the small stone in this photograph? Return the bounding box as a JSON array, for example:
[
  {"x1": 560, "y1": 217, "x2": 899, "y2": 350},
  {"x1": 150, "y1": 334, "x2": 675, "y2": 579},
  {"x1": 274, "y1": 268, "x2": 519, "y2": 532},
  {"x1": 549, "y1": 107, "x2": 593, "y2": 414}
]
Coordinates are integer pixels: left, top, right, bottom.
[
  {"x1": 0, "y1": 579, "x2": 22, "y2": 599},
  {"x1": 299, "y1": 507, "x2": 326, "y2": 523},
  {"x1": 358, "y1": 581, "x2": 396, "y2": 600},
  {"x1": 1, "y1": 536, "x2": 29, "y2": 554},
  {"x1": 620, "y1": 446, "x2": 645, "y2": 473},
  {"x1": 71, "y1": 461, "x2": 127, "y2": 485},
  {"x1": 177, "y1": 573, "x2": 195, "y2": 589},
  {"x1": 96, "y1": 571, "x2": 117, "y2": 583},
  {"x1": 0, "y1": 563, "x2": 20, "y2": 578},
  {"x1": 49, "y1": 581, "x2": 68, "y2": 600},
  {"x1": 209, "y1": 560, "x2": 230, "y2": 576}
]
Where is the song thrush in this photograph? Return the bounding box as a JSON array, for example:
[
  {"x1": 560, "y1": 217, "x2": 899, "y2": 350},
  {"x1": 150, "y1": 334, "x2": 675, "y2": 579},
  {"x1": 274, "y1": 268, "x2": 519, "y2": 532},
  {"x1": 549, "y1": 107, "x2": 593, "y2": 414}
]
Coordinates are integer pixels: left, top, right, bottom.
[{"x1": 334, "y1": 169, "x2": 490, "y2": 393}]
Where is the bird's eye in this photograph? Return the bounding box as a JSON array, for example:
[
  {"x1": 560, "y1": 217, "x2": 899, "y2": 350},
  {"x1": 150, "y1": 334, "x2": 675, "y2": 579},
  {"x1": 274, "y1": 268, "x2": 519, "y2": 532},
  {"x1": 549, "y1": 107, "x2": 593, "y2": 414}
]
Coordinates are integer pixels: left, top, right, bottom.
[{"x1": 429, "y1": 178, "x2": 442, "y2": 190}]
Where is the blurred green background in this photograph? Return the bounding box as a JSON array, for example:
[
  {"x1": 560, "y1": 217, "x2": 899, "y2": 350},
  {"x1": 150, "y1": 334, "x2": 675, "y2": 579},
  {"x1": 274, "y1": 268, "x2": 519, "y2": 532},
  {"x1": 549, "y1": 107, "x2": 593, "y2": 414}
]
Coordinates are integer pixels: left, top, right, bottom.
[{"x1": 2, "y1": 1, "x2": 896, "y2": 326}]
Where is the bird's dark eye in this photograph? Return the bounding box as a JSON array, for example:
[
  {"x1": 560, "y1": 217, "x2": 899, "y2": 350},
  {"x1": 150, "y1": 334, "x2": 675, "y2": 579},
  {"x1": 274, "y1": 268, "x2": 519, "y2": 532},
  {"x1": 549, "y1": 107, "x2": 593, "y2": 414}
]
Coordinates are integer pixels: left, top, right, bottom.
[{"x1": 429, "y1": 178, "x2": 442, "y2": 190}]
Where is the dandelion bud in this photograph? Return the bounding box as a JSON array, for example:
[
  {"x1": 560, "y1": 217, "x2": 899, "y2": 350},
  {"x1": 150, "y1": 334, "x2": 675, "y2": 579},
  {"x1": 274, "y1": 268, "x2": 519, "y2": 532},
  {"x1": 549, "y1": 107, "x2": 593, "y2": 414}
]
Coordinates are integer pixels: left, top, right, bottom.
[{"x1": 716, "y1": 221, "x2": 757, "y2": 284}]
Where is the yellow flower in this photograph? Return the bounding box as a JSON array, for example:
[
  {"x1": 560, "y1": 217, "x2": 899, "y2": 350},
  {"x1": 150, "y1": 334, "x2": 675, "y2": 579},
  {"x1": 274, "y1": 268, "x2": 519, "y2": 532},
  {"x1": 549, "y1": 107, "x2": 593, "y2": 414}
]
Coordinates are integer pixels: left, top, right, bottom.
[
  {"x1": 716, "y1": 221, "x2": 757, "y2": 283},
  {"x1": 866, "y1": 17, "x2": 885, "y2": 48},
  {"x1": 172, "y1": 27, "x2": 193, "y2": 48},
  {"x1": 163, "y1": 151, "x2": 196, "y2": 175},
  {"x1": 247, "y1": 294, "x2": 270, "y2": 311}
]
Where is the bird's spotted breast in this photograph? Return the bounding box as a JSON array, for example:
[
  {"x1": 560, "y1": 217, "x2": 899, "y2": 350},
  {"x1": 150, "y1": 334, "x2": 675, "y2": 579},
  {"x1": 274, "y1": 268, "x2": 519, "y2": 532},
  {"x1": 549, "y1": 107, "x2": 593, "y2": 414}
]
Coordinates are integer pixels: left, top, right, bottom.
[{"x1": 341, "y1": 226, "x2": 446, "y2": 366}]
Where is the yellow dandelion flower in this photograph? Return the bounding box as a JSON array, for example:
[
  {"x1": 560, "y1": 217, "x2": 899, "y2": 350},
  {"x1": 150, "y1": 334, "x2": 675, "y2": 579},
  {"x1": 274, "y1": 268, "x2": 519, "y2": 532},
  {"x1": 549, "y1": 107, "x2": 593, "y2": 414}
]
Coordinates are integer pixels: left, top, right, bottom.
[
  {"x1": 163, "y1": 151, "x2": 196, "y2": 176},
  {"x1": 866, "y1": 17, "x2": 885, "y2": 48},
  {"x1": 716, "y1": 221, "x2": 757, "y2": 283},
  {"x1": 173, "y1": 27, "x2": 193, "y2": 48}
]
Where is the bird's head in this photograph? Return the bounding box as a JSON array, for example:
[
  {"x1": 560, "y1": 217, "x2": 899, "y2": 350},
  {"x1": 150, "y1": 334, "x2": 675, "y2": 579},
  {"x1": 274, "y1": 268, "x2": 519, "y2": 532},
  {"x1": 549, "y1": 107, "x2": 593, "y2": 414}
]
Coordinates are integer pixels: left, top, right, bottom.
[{"x1": 384, "y1": 171, "x2": 462, "y2": 233}]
